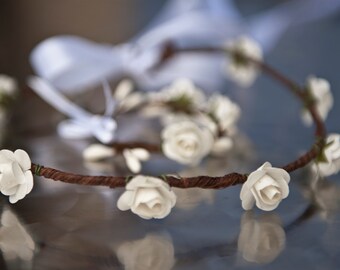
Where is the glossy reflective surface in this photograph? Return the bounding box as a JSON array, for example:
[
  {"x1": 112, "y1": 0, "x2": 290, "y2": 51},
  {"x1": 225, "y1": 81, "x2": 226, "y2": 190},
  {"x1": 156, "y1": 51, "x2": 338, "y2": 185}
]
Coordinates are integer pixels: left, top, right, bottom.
[{"x1": 1, "y1": 4, "x2": 340, "y2": 270}]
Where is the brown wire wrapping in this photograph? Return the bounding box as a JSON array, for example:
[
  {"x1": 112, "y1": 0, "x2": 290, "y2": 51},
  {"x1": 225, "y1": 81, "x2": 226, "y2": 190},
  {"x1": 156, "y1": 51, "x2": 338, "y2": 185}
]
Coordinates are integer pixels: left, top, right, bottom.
[{"x1": 30, "y1": 43, "x2": 327, "y2": 189}]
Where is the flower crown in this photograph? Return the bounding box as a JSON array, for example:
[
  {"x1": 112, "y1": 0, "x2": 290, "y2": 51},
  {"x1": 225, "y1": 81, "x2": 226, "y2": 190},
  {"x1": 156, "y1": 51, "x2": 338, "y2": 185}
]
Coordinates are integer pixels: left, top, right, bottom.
[{"x1": 1, "y1": 36, "x2": 339, "y2": 220}]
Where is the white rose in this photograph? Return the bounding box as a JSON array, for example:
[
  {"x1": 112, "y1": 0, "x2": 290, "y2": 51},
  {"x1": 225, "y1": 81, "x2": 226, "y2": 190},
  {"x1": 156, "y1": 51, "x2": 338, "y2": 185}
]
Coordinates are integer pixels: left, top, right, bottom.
[
  {"x1": 117, "y1": 176, "x2": 176, "y2": 219},
  {"x1": 240, "y1": 162, "x2": 290, "y2": 211},
  {"x1": 314, "y1": 133, "x2": 340, "y2": 177},
  {"x1": 0, "y1": 149, "x2": 33, "y2": 203},
  {"x1": 302, "y1": 76, "x2": 333, "y2": 126},
  {"x1": 238, "y1": 212, "x2": 285, "y2": 264},
  {"x1": 225, "y1": 36, "x2": 263, "y2": 87},
  {"x1": 0, "y1": 75, "x2": 18, "y2": 96},
  {"x1": 0, "y1": 208, "x2": 35, "y2": 261},
  {"x1": 162, "y1": 120, "x2": 214, "y2": 165},
  {"x1": 116, "y1": 233, "x2": 175, "y2": 270},
  {"x1": 207, "y1": 94, "x2": 240, "y2": 134}
]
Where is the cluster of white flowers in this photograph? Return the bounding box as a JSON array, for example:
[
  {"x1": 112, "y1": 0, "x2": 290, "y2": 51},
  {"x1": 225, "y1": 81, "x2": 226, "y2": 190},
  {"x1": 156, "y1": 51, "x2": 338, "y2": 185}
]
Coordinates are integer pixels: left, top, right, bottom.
[
  {"x1": 83, "y1": 77, "x2": 241, "y2": 171},
  {"x1": 154, "y1": 79, "x2": 241, "y2": 165}
]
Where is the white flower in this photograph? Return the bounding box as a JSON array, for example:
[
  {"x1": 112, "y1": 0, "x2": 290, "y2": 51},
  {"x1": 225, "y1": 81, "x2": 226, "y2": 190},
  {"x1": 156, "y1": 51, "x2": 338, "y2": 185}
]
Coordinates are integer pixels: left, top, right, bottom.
[
  {"x1": 0, "y1": 75, "x2": 18, "y2": 96},
  {"x1": 240, "y1": 162, "x2": 290, "y2": 211},
  {"x1": 0, "y1": 149, "x2": 33, "y2": 203},
  {"x1": 0, "y1": 208, "x2": 35, "y2": 261},
  {"x1": 302, "y1": 76, "x2": 333, "y2": 126},
  {"x1": 123, "y1": 148, "x2": 150, "y2": 173},
  {"x1": 225, "y1": 36, "x2": 263, "y2": 87},
  {"x1": 82, "y1": 144, "x2": 116, "y2": 161},
  {"x1": 162, "y1": 112, "x2": 218, "y2": 135},
  {"x1": 116, "y1": 233, "x2": 175, "y2": 270},
  {"x1": 238, "y1": 212, "x2": 285, "y2": 264},
  {"x1": 119, "y1": 93, "x2": 145, "y2": 112},
  {"x1": 162, "y1": 120, "x2": 214, "y2": 165},
  {"x1": 207, "y1": 94, "x2": 241, "y2": 134},
  {"x1": 114, "y1": 79, "x2": 145, "y2": 112},
  {"x1": 117, "y1": 175, "x2": 176, "y2": 219},
  {"x1": 314, "y1": 133, "x2": 340, "y2": 177},
  {"x1": 114, "y1": 79, "x2": 134, "y2": 101},
  {"x1": 158, "y1": 78, "x2": 205, "y2": 110}
]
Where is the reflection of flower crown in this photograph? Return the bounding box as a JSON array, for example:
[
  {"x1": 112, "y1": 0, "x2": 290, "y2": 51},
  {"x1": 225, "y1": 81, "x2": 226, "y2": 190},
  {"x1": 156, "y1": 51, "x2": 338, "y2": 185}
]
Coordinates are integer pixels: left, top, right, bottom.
[{"x1": 1, "y1": 36, "x2": 339, "y2": 220}]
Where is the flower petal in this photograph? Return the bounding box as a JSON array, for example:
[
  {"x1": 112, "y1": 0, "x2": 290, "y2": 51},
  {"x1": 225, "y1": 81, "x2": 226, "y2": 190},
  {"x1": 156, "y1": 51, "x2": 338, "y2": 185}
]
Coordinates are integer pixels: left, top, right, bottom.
[
  {"x1": 24, "y1": 171, "x2": 34, "y2": 194},
  {"x1": 130, "y1": 148, "x2": 150, "y2": 161},
  {"x1": 114, "y1": 79, "x2": 134, "y2": 101},
  {"x1": 123, "y1": 150, "x2": 141, "y2": 173},
  {"x1": 266, "y1": 167, "x2": 290, "y2": 184},
  {"x1": 117, "y1": 191, "x2": 135, "y2": 211},
  {"x1": 240, "y1": 170, "x2": 265, "y2": 199},
  {"x1": 0, "y1": 150, "x2": 15, "y2": 164},
  {"x1": 241, "y1": 190, "x2": 255, "y2": 210},
  {"x1": 83, "y1": 144, "x2": 115, "y2": 161},
  {"x1": 9, "y1": 183, "x2": 27, "y2": 204},
  {"x1": 14, "y1": 149, "x2": 31, "y2": 171}
]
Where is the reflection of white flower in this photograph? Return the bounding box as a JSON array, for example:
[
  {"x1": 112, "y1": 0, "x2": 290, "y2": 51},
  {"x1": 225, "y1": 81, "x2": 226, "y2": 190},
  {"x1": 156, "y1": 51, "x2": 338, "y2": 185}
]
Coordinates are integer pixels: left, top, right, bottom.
[
  {"x1": 302, "y1": 76, "x2": 333, "y2": 126},
  {"x1": 117, "y1": 176, "x2": 176, "y2": 219},
  {"x1": 0, "y1": 75, "x2": 18, "y2": 96},
  {"x1": 82, "y1": 144, "x2": 116, "y2": 161},
  {"x1": 0, "y1": 208, "x2": 35, "y2": 261},
  {"x1": 207, "y1": 94, "x2": 240, "y2": 134},
  {"x1": 313, "y1": 133, "x2": 340, "y2": 177},
  {"x1": 240, "y1": 162, "x2": 290, "y2": 211},
  {"x1": 307, "y1": 178, "x2": 340, "y2": 221},
  {"x1": 238, "y1": 212, "x2": 285, "y2": 264},
  {"x1": 225, "y1": 36, "x2": 263, "y2": 87},
  {"x1": 162, "y1": 120, "x2": 214, "y2": 165},
  {"x1": 0, "y1": 149, "x2": 34, "y2": 203},
  {"x1": 123, "y1": 148, "x2": 150, "y2": 173},
  {"x1": 174, "y1": 188, "x2": 215, "y2": 210},
  {"x1": 116, "y1": 233, "x2": 175, "y2": 270}
]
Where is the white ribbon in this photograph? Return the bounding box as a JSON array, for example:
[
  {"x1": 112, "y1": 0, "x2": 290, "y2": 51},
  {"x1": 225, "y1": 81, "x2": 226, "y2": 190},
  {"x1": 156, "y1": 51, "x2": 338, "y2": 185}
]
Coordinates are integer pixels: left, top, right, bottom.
[
  {"x1": 28, "y1": 77, "x2": 117, "y2": 143},
  {"x1": 28, "y1": 0, "x2": 340, "y2": 142}
]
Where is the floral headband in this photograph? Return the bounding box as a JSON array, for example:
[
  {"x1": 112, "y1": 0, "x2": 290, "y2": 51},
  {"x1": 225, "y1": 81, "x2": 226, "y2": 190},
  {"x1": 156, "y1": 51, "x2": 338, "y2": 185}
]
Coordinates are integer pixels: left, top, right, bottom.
[{"x1": 1, "y1": 36, "x2": 339, "y2": 220}]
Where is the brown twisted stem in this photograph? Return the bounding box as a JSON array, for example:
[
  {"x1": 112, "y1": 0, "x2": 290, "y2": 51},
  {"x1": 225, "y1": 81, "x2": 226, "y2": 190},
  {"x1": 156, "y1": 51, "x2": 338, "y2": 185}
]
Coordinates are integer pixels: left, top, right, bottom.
[
  {"x1": 31, "y1": 164, "x2": 247, "y2": 189},
  {"x1": 31, "y1": 43, "x2": 327, "y2": 189}
]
